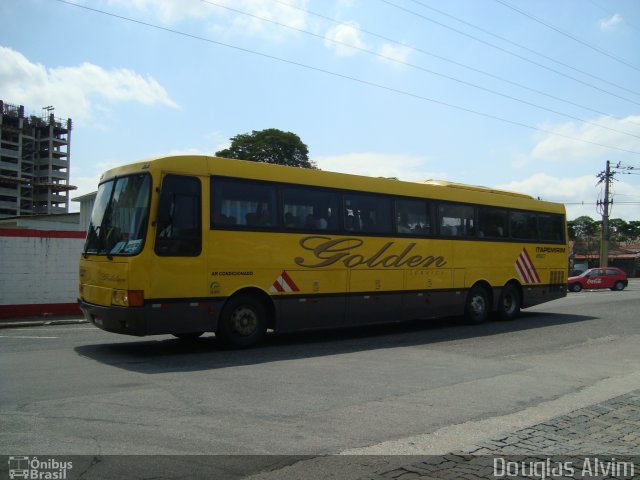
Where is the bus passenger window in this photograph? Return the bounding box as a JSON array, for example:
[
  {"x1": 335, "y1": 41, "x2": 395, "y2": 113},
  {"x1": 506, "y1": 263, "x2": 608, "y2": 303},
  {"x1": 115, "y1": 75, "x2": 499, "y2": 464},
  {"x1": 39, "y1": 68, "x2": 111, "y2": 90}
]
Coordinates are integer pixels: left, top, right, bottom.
[
  {"x1": 478, "y1": 207, "x2": 508, "y2": 239},
  {"x1": 155, "y1": 175, "x2": 201, "y2": 256},
  {"x1": 510, "y1": 211, "x2": 537, "y2": 240},
  {"x1": 395, "y1": 198, "x2": 430, "y2": 235},
  {"x1": 282, "y1": 187, "x2": 338, "y2": 231},
  {"x1": 538, "y1": 214, "x2": 564, "y2": 242},
  {"x1": 438, "y1": 203, "x2": 475, "y2": 237},
  {"x1": 343, "y1": 194, "x2": 391, "y2": 234},
  {"x1": 211, "y1": 178, "x2": 277, "y2": 229}
]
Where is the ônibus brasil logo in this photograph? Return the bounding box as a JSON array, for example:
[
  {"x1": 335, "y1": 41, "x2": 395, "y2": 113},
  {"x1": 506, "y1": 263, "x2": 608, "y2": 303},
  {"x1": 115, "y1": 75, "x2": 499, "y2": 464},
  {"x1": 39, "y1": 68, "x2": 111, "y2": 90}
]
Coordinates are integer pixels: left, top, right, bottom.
[{"x1": 8, "y1": 456, "x2": 72, "y2": 480}]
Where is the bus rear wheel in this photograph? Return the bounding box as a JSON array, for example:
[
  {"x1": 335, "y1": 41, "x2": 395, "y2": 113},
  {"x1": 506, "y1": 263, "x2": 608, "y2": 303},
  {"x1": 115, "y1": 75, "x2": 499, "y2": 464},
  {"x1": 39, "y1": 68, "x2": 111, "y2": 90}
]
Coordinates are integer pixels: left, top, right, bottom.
[
  {"x1": 464, "y1": 285, "x2": 490, "y2": 324},
  {"x1": 497, "y1": 283, "x2": 521, "y2": 321},
  {"x1": 217, "y1": 294, "x2": 267, "y2": 348}
]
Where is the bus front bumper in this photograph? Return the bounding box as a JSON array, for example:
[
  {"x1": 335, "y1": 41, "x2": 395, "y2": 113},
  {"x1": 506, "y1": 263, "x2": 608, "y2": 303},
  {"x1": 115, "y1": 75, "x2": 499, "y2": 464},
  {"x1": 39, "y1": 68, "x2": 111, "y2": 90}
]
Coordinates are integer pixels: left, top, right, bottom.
[
  {"x1": 79, "y1": 299, "x2": 221, "y2": 337},
  {"x1": 79, "y1": 299, "x2": 148, "y2": 336}
]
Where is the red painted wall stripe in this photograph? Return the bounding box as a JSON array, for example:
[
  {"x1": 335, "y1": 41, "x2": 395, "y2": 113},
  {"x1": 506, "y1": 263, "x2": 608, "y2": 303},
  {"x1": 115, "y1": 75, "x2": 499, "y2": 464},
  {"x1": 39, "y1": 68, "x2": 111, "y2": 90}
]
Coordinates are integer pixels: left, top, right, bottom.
[
  {"x1": 0, "y1": 303, "x2": 82, "y2": 319},
  {"x1": 0, "y1": 228, "x2": 86, "y2": 239}
]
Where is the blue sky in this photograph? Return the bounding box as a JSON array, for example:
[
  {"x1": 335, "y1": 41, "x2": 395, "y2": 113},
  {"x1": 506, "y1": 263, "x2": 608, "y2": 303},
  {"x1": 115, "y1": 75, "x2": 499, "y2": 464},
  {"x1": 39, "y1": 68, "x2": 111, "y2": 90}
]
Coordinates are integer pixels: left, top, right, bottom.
[{"x1": 2, "y1": 0, "x2": 639, "y2": 220}]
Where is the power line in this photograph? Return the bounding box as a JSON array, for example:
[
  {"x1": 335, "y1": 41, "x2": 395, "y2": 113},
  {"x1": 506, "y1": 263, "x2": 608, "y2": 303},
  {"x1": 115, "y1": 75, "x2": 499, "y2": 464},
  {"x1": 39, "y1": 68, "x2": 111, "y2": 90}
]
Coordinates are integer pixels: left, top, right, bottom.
[
  {"x1": 274, "y1": 0, "x2": 640, "y2": 126},
  {"x1": 380, "y1": 0, "x2": 640, "y2": 108},
  {"x1": 53, "y1": 0, "x2": 640, "y2": 157},
  {"x1": 493, "y1": 0, "x2": 640, "y2": 73},
  {"x1": 408, "y1": 0, "x2": 640, "y2": 99},
  {"x1": 200, "y1": 0, "x2": 640, "y2": 141}
]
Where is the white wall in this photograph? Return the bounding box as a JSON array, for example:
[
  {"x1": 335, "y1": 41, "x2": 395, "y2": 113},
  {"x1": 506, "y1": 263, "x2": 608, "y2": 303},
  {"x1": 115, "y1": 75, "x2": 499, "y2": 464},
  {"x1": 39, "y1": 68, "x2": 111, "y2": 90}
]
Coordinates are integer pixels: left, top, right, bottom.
[{"x1": 0, "y1": 230, "x2": 85, "y2": 311}]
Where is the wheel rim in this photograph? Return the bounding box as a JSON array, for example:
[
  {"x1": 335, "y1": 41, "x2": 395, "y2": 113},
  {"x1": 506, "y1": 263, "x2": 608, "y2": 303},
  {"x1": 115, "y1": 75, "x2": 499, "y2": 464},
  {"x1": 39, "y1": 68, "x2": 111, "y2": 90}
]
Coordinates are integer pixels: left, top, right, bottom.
[
  {"x1": 230, "y1": 305, "x2": 258, "y2": 336},
  {"x1": 470, "y1": 294, "x2": 486, "y2": 316},
  {"x1": 503, "y1": 292, "x2": 515, "y2": 314}
]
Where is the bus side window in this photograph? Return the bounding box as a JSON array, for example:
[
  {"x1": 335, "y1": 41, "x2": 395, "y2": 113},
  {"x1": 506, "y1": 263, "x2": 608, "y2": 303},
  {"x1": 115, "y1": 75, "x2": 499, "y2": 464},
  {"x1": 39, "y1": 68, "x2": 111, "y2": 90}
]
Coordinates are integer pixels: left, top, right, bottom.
[
  {"x1": 343, "y1": 193, "x2": 392, "y2": 234},
  {"x1": 155, "y1": 175, "x2": 202, "y2": 256},
  {"x1": 438, "y1": 203, "x2": 475, "y2": 237},
  {"x1": 538, "y1": 214, "x2": 565, "y2": 242},
  {"x1": 211, "y1": 178, "x2": 277, "y2": 229},
  {"x1": 395, "y1": 198, "x2": 430, "y2": 235},
  {"x1": 282, "y1": 186, "x2": 338, "y2": 232},
  {"x1": 510, "y1": 211, "x2": 537, "y2": 241},
  {"x1": 478, "y1": 207, "x2": 508, "y2": 239}
]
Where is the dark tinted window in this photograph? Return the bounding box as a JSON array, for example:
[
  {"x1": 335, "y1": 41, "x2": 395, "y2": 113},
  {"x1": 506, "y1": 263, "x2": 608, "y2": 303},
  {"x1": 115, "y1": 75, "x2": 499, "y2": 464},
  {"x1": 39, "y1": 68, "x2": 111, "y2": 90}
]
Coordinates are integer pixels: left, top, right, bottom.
[
  {"x1": 211, "y1": 178, "x2": 277, "y2": 229},
  {"x1": 478, "y1": 207, "x2": 508, "y2": 239},
  {"x1": 395, "y1": 198, "x2": 431, "y2": 235},
  {"x1": 538, "y1": 214, "x2": 564, "y2": 242},
  {"x1": 344, "y1": 193, "x2": 392, "y2": 234},
  {"x1": 155, "y1": 175, "x2": 201, "y2": 256},
  {"x1": 510, "y1": 211, "x2": 537, "y2": 240},
  {"x1": 438, "y1": 203, "x2": 475, "y2": 237},
  {"x1": 282, "y1": 187, "x2": 338, "y2": 231}
]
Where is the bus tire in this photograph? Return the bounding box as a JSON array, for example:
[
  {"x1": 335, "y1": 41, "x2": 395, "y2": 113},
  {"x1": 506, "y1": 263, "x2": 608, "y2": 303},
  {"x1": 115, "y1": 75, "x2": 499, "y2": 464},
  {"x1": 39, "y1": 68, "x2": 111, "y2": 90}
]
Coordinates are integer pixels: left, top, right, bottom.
[
  {"x1": 464, "y1": 285, "x2": 490, "y2": 325},
  {"x1": 217, "y1": 294, "x2": 267, "y2": 348},
  {"x1": 497, "y1": 283, "x2": 521, "y2": 321},
  {"x1": 173, "y1": 332, "x2": 204, "y2": 340}
]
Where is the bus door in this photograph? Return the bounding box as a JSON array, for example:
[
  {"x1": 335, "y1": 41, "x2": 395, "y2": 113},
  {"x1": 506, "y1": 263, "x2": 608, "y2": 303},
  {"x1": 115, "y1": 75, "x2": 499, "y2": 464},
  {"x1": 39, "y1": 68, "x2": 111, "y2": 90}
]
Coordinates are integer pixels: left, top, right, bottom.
[{"x1": 147, "y1": 174, "x2": 211, "y2": 333}]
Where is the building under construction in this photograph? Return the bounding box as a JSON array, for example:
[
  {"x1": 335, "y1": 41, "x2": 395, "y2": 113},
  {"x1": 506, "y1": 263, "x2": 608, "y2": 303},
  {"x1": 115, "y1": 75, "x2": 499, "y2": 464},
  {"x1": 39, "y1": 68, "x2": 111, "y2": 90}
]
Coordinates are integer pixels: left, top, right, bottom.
[{"x1": 0, "y1": 100, "x2": 76, "y2": 218}]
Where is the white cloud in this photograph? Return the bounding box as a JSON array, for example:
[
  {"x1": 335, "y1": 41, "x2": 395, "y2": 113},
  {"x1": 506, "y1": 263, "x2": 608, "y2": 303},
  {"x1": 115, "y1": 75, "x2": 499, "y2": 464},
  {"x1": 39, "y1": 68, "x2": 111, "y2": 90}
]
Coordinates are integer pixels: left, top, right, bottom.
[
  {"x1": 599, "y1": 13, "x2": 623, "y2": 30},
  {"x1": 378, "y1": 43, "x2": 412, "y2": 65},
  {"x1": 313, "y1": 152, "x2": 446, "y2": 182},
  {"x1": 324, "y1": 22, "x2": 366, "y2": 56},
  {"x1": 107, "y1": 0, "x2": 212, "y2": 24},
  {"x1": 530, "y1": 115, "x2": 640, "y2": 161},
  {"x1": 107, "y1": 0, "x2": 309, "y2": 41},
  {"x1": 0, "y1": 46, "x2": 177, "y2": 121}
]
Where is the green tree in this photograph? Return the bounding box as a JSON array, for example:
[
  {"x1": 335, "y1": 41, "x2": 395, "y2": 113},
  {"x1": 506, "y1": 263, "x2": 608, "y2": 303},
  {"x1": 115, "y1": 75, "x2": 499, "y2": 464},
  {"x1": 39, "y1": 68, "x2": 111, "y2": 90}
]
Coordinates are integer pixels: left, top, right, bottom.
[
  {"x1": 628, "y1": 221, "x2": 640, "y2": 240},
  {"x1": 569, "y1": 216, "x2": 600, "y2": 254},
  {"x1": 216, "y1": 128, "x2": 316, "y2": 169},
  {"x1": 609, "y1": 218, "x2": 629, "y2": 243},
  {"x1": 569, "y1": 216, "x2": 599, "y2": 239}
]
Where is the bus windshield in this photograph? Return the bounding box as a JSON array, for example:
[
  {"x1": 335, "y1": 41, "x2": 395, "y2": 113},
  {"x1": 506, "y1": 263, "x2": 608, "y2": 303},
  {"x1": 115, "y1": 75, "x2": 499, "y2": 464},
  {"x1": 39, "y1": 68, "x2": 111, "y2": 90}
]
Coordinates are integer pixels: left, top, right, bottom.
[{"x1": 84, "y1": 173, "x2": 151, "y2": 256}]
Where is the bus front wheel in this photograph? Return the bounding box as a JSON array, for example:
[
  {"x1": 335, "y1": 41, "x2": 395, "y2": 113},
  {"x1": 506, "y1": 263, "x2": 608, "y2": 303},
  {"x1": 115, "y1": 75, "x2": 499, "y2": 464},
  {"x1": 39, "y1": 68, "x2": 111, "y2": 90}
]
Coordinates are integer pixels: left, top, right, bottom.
[
  {"x1": 464, "y1": 285, "x2": 490, "y2": 324},
  {"x1": 217, "y1": 294, "x2": 267, "y2": 348},
  {"x1": 497, "y1": 283, "x2": 521, "y2": 321}
]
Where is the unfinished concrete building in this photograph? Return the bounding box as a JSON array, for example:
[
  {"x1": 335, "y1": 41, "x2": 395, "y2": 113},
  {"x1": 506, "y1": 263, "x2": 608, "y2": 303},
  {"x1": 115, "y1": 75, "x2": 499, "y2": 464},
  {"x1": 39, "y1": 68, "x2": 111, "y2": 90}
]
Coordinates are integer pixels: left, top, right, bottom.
[{"x1": 0, "y1": 100, "x2": 76, "y2": 218}]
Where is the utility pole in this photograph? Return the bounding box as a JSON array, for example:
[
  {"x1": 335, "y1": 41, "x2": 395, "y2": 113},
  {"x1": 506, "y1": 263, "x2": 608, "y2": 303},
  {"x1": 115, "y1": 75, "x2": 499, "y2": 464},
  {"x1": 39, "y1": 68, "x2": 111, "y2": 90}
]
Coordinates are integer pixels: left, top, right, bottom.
[{"x1": 596, "y1": 161, "x2": 613, "y2": 268}]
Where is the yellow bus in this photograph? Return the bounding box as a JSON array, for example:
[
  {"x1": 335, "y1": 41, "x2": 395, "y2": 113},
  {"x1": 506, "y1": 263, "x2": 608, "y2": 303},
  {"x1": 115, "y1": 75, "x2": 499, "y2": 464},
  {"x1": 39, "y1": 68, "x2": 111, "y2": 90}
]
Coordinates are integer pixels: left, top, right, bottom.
[{"x1": 79, "y1": 155, "x2": 568, "y2": 347}]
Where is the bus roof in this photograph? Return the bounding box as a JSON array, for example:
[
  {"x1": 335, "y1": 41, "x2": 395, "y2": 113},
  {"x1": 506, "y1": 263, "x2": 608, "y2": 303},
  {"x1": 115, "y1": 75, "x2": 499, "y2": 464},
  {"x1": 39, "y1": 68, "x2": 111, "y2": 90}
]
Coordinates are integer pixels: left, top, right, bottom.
[
  {"x1": 100, "y1": 155, "x2": 564, "y2": 214},
  {"x1": 420, "y1": 180, "x2": 534, "y2": 199}
]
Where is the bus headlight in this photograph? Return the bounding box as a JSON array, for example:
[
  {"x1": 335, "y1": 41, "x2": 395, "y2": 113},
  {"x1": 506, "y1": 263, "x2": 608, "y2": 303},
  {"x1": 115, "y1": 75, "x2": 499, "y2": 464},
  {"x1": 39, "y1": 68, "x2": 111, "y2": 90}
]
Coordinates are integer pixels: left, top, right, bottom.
[{"x1": 111, "y1": 290, "x2": 129, "y2": 306}]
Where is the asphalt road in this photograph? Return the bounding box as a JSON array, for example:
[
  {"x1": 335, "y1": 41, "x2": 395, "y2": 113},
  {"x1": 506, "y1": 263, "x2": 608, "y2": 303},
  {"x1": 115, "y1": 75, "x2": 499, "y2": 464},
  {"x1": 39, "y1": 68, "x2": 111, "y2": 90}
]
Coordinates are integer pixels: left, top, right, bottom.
[{"x1": 1, "y1": 281, "x2": 639, "y2": 476}]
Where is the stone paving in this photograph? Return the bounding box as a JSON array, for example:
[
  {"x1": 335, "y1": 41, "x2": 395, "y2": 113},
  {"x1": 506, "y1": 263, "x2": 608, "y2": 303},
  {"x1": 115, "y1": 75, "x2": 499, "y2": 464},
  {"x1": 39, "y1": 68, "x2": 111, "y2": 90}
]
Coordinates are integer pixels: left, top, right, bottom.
[{"x1": 365, "y1": 390, "x2": 640, "y2": 479}]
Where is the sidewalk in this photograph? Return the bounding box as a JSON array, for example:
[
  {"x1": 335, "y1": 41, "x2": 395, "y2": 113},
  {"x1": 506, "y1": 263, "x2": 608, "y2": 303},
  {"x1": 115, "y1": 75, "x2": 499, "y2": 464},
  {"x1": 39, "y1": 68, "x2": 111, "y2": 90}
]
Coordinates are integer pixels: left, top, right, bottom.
[
  {"x1": 362, "y1": 390, "x2": 640, "y2": 479},
  {"x1": 243, "y1": 390, "x2": 640, "y2": 480},
  {"x1": 0, "y1": 314, "x2": 86, "y2": 329}
]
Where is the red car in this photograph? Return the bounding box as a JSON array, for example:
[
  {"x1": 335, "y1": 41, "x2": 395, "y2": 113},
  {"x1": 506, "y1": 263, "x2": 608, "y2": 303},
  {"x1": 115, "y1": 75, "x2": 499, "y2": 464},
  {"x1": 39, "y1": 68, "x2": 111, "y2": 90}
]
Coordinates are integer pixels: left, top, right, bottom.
[{"x1": 568, "y1": 267, "x2": 628, "y2": 292}]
